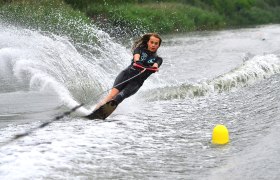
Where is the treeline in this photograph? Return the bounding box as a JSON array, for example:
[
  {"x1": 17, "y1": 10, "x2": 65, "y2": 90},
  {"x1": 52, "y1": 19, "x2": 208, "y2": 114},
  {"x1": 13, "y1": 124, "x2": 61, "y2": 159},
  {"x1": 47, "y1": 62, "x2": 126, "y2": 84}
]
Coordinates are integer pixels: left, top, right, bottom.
[
  {"x1": 1, "y1": 0, "x2": 280, "y2": 36},
  {"x1": 63, "y1": 0, "x2": 280, "y2": 34}
]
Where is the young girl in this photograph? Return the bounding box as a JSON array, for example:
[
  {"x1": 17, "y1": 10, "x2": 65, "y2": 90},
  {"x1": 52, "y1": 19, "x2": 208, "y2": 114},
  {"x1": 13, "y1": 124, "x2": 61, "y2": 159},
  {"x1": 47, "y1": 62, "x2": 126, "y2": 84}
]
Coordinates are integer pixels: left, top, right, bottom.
[{"x1": 87, "y1": 33, "x2": 163, "y2": 119}]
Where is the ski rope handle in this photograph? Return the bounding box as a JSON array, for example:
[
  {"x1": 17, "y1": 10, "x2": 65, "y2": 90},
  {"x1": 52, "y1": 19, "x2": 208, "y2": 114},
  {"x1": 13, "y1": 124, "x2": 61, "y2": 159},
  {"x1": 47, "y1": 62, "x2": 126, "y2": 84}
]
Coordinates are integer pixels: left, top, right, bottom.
[{"x1": 133, "y1": 63, "x2": 159, "y2": 72}]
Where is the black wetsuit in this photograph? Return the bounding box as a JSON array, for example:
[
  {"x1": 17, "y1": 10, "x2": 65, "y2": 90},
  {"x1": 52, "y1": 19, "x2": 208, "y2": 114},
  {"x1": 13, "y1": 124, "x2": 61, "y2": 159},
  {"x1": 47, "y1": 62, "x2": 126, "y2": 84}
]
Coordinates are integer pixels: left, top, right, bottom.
[{"x1": 113, "y1": 47, "x2": 163, "y2": 104}]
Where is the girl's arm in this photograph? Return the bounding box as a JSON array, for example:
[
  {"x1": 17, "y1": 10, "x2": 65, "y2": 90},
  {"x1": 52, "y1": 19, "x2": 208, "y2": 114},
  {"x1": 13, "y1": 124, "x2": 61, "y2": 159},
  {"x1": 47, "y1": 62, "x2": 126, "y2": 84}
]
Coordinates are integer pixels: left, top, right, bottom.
[{"x1": 133, "y1": 54, "x2": 140, "y2": 62}]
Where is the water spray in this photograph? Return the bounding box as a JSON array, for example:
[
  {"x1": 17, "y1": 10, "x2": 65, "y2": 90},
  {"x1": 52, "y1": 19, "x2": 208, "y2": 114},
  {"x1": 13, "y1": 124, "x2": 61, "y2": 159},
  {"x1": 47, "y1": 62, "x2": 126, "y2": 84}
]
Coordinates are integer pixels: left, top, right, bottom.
[{"x1": 0, "y1": 68, "x2": 149, "y2": 147}]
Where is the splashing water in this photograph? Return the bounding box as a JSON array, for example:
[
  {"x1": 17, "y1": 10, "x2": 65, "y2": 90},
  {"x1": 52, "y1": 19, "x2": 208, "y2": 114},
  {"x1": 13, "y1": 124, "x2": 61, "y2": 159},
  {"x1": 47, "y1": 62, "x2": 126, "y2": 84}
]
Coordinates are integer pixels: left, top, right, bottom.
[{"x1": 0, "y1": 22, "x2": 133, "y2": 115}]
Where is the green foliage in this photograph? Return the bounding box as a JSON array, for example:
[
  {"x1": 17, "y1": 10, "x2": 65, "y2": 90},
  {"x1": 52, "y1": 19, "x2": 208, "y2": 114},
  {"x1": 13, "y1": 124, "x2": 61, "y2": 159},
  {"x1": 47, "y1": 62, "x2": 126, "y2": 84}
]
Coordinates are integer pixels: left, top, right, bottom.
[
  {"x1": 1, "y1": 0, "x2": 280, "y2": 35},
  {"x1": 83, "y1": 2, "x2": 225, "y2": 33},
  {"x1": 230, "y1": 6, "x2": 275, "y2": 25},
  {"x1": 200, "y1": 0, "x2": 256, "y2": 16},
  {"x1": 227, "y1": 0, "x2": 280, "y2": 26},
  {"x1": 63, "y1": 0, "x2": 280, "y2": 34},
  {"x1": 64, "y1": 0, "x2": 137, "y2": 10}
]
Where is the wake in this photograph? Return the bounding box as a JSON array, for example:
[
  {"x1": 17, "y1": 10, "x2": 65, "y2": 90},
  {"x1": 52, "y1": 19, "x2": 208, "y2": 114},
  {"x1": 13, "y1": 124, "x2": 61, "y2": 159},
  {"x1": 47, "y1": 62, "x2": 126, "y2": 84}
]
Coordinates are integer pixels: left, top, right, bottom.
[{"x1": 143, "y1": 54, "x2": 280, "y2": 101}]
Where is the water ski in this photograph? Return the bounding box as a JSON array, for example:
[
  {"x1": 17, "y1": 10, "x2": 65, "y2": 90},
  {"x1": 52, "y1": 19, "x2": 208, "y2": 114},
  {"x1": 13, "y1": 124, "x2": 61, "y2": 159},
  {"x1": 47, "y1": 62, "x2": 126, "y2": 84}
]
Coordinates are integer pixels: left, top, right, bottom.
[{"x1": 85, "y1": 100, "x2": 118, "y2": 120}]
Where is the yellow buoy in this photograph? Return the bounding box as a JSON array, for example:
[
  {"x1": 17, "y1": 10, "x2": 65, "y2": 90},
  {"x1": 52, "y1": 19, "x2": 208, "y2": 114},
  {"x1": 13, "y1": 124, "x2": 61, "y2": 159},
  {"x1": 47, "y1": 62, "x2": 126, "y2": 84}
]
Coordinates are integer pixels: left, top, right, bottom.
[{"x1": 212, "y1": 124, "x2": 229, "y2": 145}]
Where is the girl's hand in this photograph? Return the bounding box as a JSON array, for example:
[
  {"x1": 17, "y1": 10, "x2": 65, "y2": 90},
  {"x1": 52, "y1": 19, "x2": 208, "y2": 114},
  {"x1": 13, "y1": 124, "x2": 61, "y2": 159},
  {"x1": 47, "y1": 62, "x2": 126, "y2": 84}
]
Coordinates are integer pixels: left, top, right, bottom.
[
  {"x1": 152, "y1": 63, "x2": 159, "y2": 68},
  {"x1": 151, "y1": 63, "x2": 159, "y2": 72}
]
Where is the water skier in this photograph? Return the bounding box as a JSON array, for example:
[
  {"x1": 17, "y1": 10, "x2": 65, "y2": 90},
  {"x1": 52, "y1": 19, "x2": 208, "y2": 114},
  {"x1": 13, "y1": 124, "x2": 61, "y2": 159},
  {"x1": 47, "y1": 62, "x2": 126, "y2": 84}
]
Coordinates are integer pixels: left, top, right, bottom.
[{"x1": 86, "y1": 33, "x2": 163, "y2": 119}]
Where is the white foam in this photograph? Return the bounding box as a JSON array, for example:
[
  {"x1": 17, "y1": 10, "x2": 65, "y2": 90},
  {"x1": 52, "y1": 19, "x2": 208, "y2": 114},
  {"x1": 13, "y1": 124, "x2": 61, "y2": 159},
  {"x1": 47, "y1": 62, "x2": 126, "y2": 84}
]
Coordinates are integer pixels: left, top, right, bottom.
[
  {"x1": 143, "y1": 54, "x2": 280, "y2": 101},
  {"x1": 212, "y1": 54, "x2": 280, "y2": 88},
  {"x1": 0, "y1": 24, "x2": 130, "y2": 115}
]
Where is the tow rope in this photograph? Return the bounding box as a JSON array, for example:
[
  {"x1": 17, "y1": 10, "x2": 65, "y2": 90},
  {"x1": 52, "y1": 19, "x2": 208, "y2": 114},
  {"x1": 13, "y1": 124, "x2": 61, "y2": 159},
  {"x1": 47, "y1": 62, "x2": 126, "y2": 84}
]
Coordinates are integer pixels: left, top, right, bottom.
[{"x1": 0, "y1": 66, "x2": 152, "y2": 147}]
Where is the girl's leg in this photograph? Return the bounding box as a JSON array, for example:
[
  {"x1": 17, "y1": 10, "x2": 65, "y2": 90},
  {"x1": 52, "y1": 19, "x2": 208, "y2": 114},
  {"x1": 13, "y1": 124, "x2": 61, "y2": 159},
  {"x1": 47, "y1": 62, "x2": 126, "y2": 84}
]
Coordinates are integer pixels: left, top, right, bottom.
[
  {"x1": 114, "y1": 82, "x2": 142, "y2": 104},
  {"x1": 95, "y1": 88, "x2": 119, "y2": 109}
]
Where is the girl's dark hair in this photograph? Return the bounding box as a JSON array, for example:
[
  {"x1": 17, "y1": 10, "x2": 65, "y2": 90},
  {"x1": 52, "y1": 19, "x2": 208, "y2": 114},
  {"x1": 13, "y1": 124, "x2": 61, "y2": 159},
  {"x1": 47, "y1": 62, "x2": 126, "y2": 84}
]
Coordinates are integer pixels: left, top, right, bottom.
[{"x1": 132, "y1": 33, "x2": 162, "y2": 51}]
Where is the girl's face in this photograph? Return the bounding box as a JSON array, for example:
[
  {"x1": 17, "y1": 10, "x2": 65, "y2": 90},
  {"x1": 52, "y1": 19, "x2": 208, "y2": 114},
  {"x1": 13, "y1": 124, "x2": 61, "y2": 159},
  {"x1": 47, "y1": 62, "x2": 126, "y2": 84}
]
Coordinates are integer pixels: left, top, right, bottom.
[{"x1": 147, "y1": 36, "x2": 160, "y2": 52}]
